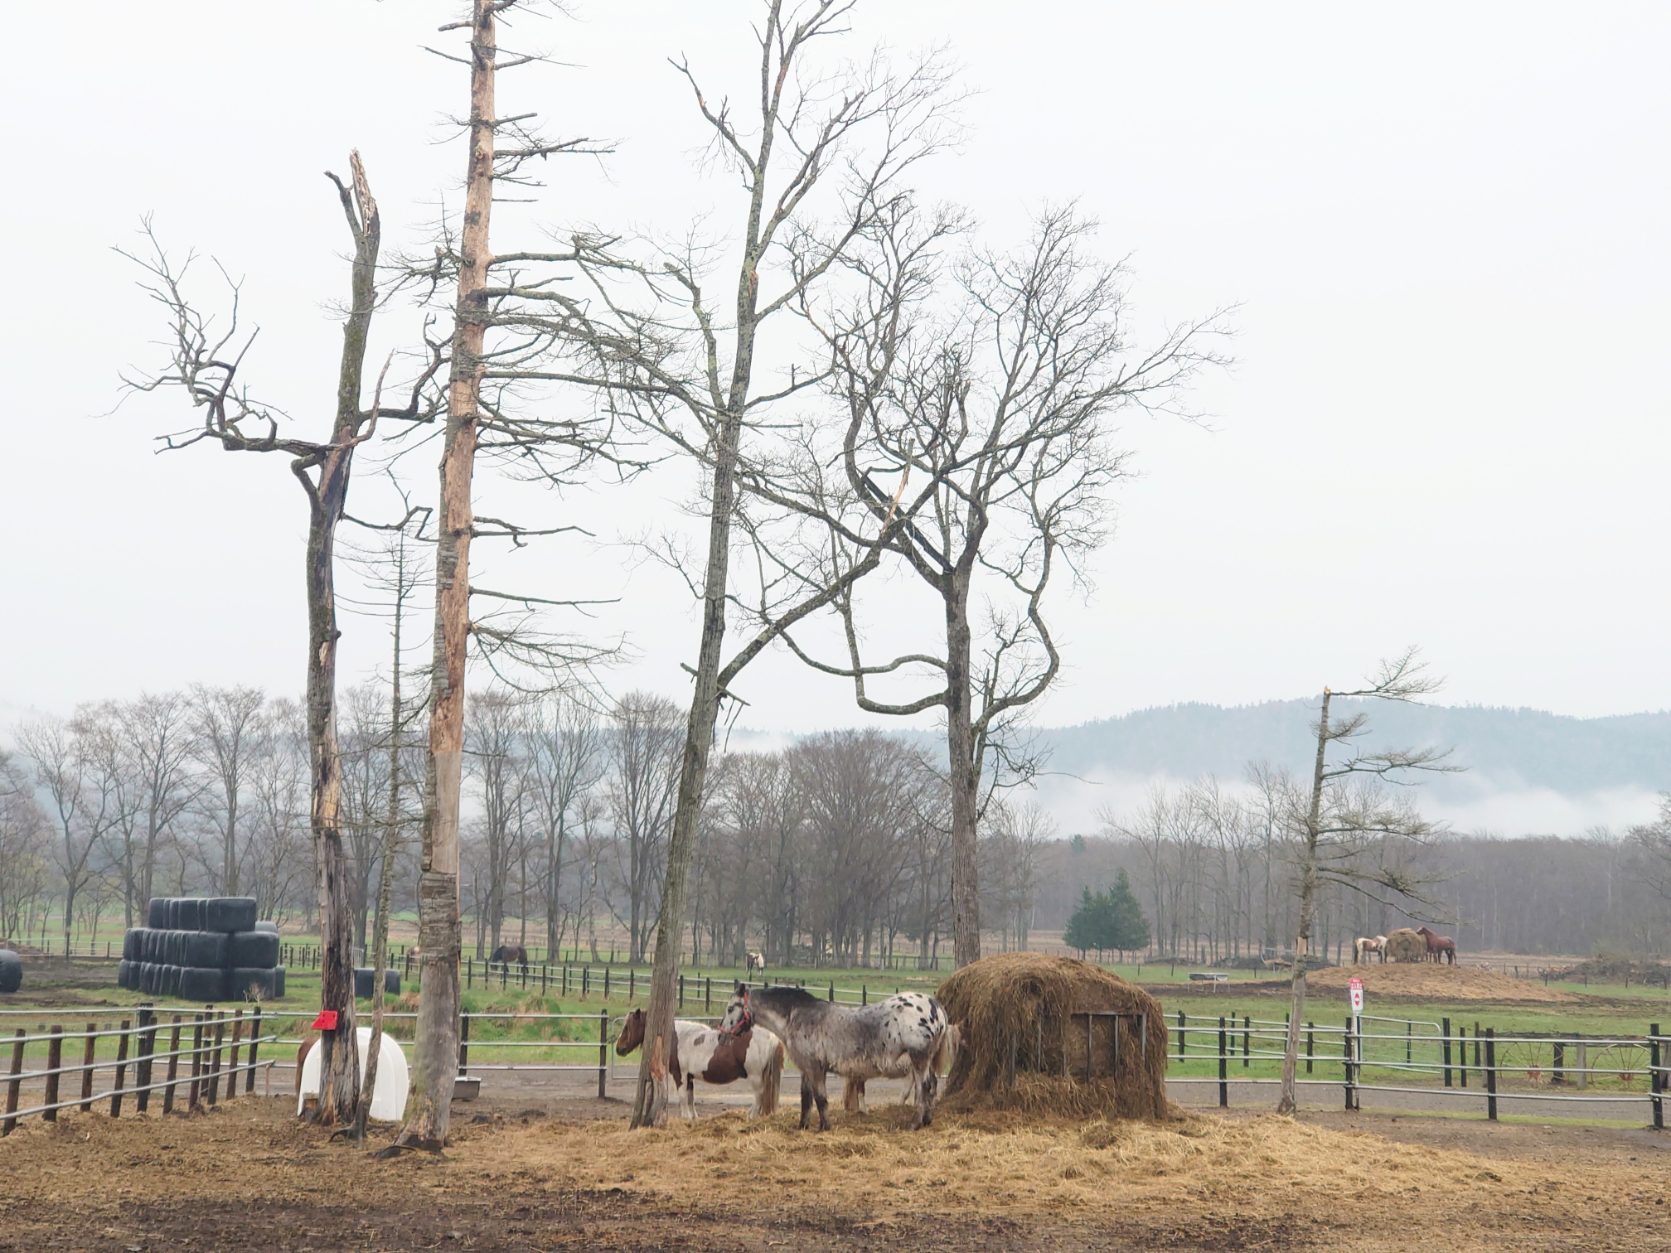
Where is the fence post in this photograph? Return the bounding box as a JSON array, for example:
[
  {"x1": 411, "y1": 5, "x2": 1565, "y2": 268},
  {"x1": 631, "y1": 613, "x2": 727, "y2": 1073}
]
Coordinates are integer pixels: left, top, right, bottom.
[
  {"x1": 135, "y1": 1006, "x2": 156, "y2": 1113},
  {"x1": 828, "y1": 981, "x2": 835, "y2": 1003},
  {"x1": 678, "y1": 974, "x2": 684, "y2": 1009},
  {"x1": 1242, "y1": 1015, "x2": 1250, "y2": 1068},
  {"x1": 1651, "y1": 1023, "x2": 1664, "y2": 1132},
  {"x1": 1344, "y1": 1016, "x2": 1356, "y2": 1112},
  {"x1": 458, "y1": 1014, "x2": 471, "y2": 1078},
  {"x1": 3, "y1": 1029, "x2": 24, "y2": 1135},
  {"x1": 604, "y1": 968, "x2": 611, "y2": 1002},
  {"x1": 186, "y1": 1012, "x2": 203, "y2": 1109},
  {"x1": 597, "y1": 1010, "x2": 608, "y2": 1099},
  {"x1": 467, "y1": 958, "x2": 474, "y2": 990},
  {"x1": 110, "y1": 1018, "x2": 132, "y2": 1117},
  {"x1": 629, "y1": 969, "x2": 635, "y2": 1002},
  {"x1": 1217, "y1": 1016, "x2": 1228, "y2": 1108},
  {"x1": 1305, "y1": 1022, "x2": 1314, "y2": 1075},
  {"x1": 1458, "y1": 1024, "x2": 1468, "y2": 1087},
  {"x1": 1551, "y1": 1038, "x2": 1565, "y2": 1086},
  {"x1": 1406, "y1": 1020, "x2": 1412, "y2": 1066},
  {"x1": 1474, "y1": 1021, "x2": 1482, "y2": 1072},
  {"x1": 1176, "y1": 1010, "x2": 1185, "y2": 1061},
  {"x1": 44, "y1": 1026, "x2": 63, "y2": 1121},
  {"x1": 228, "y1": 1010, "x2": 244, "y2": 1099},
  {"x1": 80, "y1": 1020, "x2": 98, "y2": 1111},
  {"x1": 1485, "y1": 1028, "x2": 1497, "y2": 1121},
  {"x1": 705, "y1": 976, "x2": 711, "y2": 1015},
  {"x1": 1442, "y1": 1016, "x2": 1452, "y2": 1088},
  {"x1": 247, "y1": 1006, "x2": 262, "y2": 1095},
  {"x1": 162, "y1": 1015, "x2": 183, "y2": 1114}
]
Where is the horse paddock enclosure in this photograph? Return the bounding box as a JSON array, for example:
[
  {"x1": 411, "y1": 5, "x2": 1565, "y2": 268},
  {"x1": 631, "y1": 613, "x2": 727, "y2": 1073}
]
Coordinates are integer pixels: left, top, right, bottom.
[{"x1": 1, "y1": 1094, "x2": 1667, "y2": 1251}]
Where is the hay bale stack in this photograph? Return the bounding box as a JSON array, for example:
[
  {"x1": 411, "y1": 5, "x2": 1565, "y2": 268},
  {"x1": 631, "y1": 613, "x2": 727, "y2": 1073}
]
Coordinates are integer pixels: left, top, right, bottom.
[
  {"x1": 936, "y1": 953, "x2": 1169, "y2": 1120},
  {"x1": 1385, "y1": 929, "x2": 1426, "y2": 963}
]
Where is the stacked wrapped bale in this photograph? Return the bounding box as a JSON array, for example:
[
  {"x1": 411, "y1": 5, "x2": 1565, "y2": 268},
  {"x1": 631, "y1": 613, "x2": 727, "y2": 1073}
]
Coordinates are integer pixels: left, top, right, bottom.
[{"x1": 117, "y1": 897, "x2": 286, "y2": 1002}]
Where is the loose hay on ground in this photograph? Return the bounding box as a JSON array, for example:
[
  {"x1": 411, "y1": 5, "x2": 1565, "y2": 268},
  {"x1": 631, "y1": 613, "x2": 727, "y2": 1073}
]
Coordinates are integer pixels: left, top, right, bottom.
[
  {"x1": 4, "y1": 1100, "x2": 1667, "y2": 1251},
  {"x1": 934, "y1": 952, "x2": 1170, "y2": 1118},
  {"x1": 1304, "y1": 963, "x2": 1580, "y2": 1003}
]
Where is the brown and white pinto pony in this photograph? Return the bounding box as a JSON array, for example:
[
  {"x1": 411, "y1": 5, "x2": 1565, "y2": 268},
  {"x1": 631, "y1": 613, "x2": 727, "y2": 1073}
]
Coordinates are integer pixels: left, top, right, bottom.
[
  {"x1": 1352, "y1": 935, "x2": 1389, "y2": 965},
  {"x1": 1416, "y1": 926, "x2": 1457, "y2": 965},
  {"x1": 746, "y1": 950, "x2": 766, "y2": 974},
  {"x1": 614, "y1": 1008, "x2": 784, "y2": 1119}
]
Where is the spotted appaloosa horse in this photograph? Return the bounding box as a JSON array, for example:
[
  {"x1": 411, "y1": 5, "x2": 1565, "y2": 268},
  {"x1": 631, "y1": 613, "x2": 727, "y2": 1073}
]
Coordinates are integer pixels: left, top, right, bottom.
[
  {"x1": 614, "y1": 1008, "x2": 784, "y2": 1119},
  {"x1": 1353, "y1": 935, "x2": 1389, "y2": 964},
  {"x1": 1416, "y1": 926, "x2": 1457, "y2": 965},
  {"x1": 719, "y1": 983, "x2": 949, "y2": 1131}
]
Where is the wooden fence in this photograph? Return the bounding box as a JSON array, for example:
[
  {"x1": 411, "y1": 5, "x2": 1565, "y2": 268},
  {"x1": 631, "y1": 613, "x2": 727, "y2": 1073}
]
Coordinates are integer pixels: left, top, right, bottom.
[{"x1": 1, "y1": 1006, "x2": 275, "y2": 1136}]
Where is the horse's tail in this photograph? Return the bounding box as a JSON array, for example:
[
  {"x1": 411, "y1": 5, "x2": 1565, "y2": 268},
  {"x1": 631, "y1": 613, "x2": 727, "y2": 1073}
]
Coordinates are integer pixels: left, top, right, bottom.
[
  {"x1": 933, "y1": 1022, "x2": 961, "y2": 1078},
  {"x1": 756, "y1": 1034, "x2": 784, "y2": 1117}
]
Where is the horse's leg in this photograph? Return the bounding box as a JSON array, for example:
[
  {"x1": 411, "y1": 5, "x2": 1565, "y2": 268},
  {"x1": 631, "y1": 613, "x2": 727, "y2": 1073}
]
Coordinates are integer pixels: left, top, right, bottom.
[
  {"x1": 798, "y1": 1073, "x2": 813, "y2": 1130},
  {"x1": 684, "y1": 1075, "x2": 696, "y2": 1121},
  {"x1": 810, "y1": 1066, "x2": 831, "y2": 1131}
]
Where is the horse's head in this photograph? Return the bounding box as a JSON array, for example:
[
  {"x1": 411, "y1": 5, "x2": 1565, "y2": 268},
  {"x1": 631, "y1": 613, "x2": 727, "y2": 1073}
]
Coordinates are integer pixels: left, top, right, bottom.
[
  {"x1": 614, "y1": 1007, "x2": 646, "y2": 1055},
  {"x1": 718, "y1": 983, "x2": 752, "y2": 1037}
]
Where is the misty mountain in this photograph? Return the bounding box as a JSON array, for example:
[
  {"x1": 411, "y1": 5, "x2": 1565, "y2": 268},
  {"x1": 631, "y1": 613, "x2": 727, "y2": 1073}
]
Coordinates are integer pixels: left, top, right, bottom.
[{"x1": 1034, "y1": 700, "x2": 1671, "y2": 800}]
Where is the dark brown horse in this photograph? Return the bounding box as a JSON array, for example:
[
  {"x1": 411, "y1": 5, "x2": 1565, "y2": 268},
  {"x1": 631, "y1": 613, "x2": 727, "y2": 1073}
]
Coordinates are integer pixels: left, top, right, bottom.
[
  {"x1": 489, "y1": 943, "x2": 529, "y2": 970},
  {"x1": 1416, "y1": 926, "x2": 1457, "y2": 965}
]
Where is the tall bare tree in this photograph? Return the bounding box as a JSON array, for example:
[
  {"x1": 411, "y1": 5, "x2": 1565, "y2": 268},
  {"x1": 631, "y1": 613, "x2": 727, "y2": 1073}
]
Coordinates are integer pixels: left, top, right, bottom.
[
  {"x1": 785, "y1": 207, "x2": 1224, "y2": 967},
  {"x1": 1275, "y1": 649, "x2": 1455, "y2": 1113},
  {"x1": 124, "y1": 149, "x2": 437, "y2": 1126}
]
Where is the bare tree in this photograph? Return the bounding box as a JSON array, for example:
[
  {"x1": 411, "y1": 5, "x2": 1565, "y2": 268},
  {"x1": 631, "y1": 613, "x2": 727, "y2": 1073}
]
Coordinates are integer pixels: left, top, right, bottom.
[
  {"x1": 191, "y1": 686, "x2": 267, "y2": 895},
  {"x1": 16, "y1": 720, "x2": 110, "y2": 956},
  {"x1": 605, "y1": 693, "x2": 684, "y2": 964},
  {"x1": 1275, "y1": 649, "x2": 1455, "y2": 1113},
  {"x1": 784, "y1": 207, "x2": 1224, "y2": 968},
  {"x1": 123, "y1": 149, "x2": 437, "y2": 1126},
  {"x1": 524, "y1": 696, "x2": 604, "y2": 962}
]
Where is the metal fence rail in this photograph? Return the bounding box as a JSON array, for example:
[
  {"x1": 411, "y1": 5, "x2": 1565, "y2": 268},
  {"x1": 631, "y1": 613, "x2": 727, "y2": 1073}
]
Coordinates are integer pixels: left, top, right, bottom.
[{"x1": 1, "y1": 1006, "x2": 275, "y2": 1135}]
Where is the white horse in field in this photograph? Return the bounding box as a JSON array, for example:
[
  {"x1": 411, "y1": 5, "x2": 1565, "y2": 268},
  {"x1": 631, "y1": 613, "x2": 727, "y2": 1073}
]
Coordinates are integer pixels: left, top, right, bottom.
[
  {"x1": 1353, "y1": 935, "x2": 1389, "y2": 964},
  {"x1": 746, "y1": 950, "x2": 766, "y2": 973},
  {"x1": 614, "y1": 1008, "x2": 784, "y2": 1119}
]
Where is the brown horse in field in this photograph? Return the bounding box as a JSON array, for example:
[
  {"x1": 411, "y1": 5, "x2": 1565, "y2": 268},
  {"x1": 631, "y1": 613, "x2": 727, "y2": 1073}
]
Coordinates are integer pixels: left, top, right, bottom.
[
  {"x1": 1416, "y1": 926, "x2": 1457, "y2": 965},
  {"x1": 489, "y1": 943, "x2": 529, "y2": 970}
]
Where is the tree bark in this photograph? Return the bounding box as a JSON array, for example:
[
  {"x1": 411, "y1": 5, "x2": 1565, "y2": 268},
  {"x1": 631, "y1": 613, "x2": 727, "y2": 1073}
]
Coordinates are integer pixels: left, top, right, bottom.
[
  {"x1": 1278, "y1": 688, "x2": 1330, "y2": 1114},
  {"x1": 396, "y1": 0, "x2": 495, "y2": 1151},
  {"x1": 945, "y1": 574, "x2": 982, "y2": 969}
]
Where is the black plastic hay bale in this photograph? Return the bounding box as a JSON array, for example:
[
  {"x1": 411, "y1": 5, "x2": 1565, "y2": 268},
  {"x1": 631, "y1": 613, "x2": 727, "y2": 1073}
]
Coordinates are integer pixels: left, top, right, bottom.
[
  {"x1": 253, "y1": 920, "x2": 279, "y2": 935},
  {"x1": 184, "y1": 898, "x2": 208, "y2": 930},
  {"x1": 179, "y1": 966, "x2": 228, "y2": 1003},
  {"x1": 354, "y1": 968, "x2": 400, "y2": 999},
  {"x1": 228, "y1": 967, "x2": 278, "y2": 1001},
  {"x1": 936, "y1": 952, "x2": 1170, "y2": 1120},
  {"x1": 273, "y1": 966, "x2": 286, "y2": 998},
  {"x1": 146, "y1": 897, "x2": 170, "y2": 929},
  {"x1": 183, "y1": 932, "x2": 229, "y2": 969},
  {"x1": 228, "y1": 931, "x2": 279, "y2": 969},
  {"x1": 116, "y1": 959, "x2": 131, "y2": 990},
  {"x1": 0, "y1": 949, "x2": 23, "y2": 994},
  {"x1": 123, "y1": 928, "x2": 144, "y2": 961},
  {"x1": 166, "y1": 965, "x2": 183, "y2": 998},
  {"x1": 204, "y1": 897, "x2": 257, "y2": 934}
]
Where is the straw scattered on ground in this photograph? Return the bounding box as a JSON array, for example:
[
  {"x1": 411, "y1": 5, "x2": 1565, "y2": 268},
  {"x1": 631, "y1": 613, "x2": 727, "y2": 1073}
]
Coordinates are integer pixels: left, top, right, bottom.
[
  {"x1": 2, "y1": 1099, "x2": 1666, "y2": 1251},
  {"x1": 1302, "y1": 962, "x2": 1580, "y2": 1003}
]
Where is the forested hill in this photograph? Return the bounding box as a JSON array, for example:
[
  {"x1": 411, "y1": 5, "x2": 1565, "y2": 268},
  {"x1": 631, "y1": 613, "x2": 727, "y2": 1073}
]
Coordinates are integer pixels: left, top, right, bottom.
[{"x1": 1034, "y1": 700, "x2": 1671, "y2": 799}]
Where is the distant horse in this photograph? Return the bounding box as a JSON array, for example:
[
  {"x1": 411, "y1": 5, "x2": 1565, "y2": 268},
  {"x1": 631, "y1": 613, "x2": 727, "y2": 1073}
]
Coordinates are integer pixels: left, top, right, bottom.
[
  {"x1": 489, "y1": 943, "x2": 529, "y2": 970},
  {"x1": 719, "y1": 983, "x2": 949, "y2": 1131},
  {"x1": 1416, "y1": 926, "x2": 1457, "y2": 966},
  {"x1": 1353, "y1": 936, "x2": 1389, "y2": 965},
  {"x1": 746, "y1": 950, "x2": 766, "y2": 974},
  {"x1": 614, "y1": 1007, "x2": 783, "y2": 1119}
]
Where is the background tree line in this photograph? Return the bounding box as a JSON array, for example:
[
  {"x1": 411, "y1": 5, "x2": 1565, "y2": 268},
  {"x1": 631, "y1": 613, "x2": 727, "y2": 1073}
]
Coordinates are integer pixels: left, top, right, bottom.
[{"x1": 7, "y1": 693, "x2": 1666, "y2": 963}]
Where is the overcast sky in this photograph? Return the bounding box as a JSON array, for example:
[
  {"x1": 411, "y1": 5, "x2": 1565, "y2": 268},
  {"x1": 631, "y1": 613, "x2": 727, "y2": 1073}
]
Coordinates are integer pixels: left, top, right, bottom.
[{"x1": 4, "y1": 1, "x2": 1667, "y2": 733}]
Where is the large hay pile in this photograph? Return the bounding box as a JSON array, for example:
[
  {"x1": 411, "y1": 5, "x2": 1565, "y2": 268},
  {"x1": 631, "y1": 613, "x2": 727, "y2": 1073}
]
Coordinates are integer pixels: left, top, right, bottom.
[{"x1": 936, "y1": 952, "x2": 1169, "y2": 1119}]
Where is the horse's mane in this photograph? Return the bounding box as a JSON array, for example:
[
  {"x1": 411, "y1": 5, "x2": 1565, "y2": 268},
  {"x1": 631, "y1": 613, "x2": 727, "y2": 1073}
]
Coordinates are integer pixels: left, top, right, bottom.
[{"x1": 752, "y1": 984, "x2": 822, "y2": 1010}]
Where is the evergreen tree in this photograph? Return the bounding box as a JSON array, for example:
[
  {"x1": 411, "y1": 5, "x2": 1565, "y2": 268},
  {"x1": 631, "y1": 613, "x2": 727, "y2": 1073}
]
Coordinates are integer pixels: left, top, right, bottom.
[
  {"x1": 1105, "y1": 869, "x2": 1151, "y2": 956},
  {"x1": 1063, "y1": 886, "x2": 1101, "y2": 956}
]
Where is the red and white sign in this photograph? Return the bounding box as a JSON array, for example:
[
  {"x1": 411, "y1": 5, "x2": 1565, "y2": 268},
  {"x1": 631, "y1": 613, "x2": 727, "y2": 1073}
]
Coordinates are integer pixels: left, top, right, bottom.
[{"x1": 1348, "y1": 977, "x2": 1365, "y2": 1015}]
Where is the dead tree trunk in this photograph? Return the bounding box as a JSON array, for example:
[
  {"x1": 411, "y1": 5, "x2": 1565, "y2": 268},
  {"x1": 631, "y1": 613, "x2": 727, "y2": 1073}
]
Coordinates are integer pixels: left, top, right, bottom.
[
  {"x1": 396, "y1": 0, "x2": 495, "y2": 1152},
  {"x1": 1277, "y1": 689, "x2": 1329, "y2": 1115}
]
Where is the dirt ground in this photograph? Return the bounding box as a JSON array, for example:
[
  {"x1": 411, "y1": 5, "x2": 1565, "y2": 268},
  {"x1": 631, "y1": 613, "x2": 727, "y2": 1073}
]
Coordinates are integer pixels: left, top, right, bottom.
[
  {"x1": 2, "y1": 1093, "x2": 1665, "y2": 1251},
  {"x1": 1298, "y1": 962, "x2": 1581, "y2": 1003}
]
